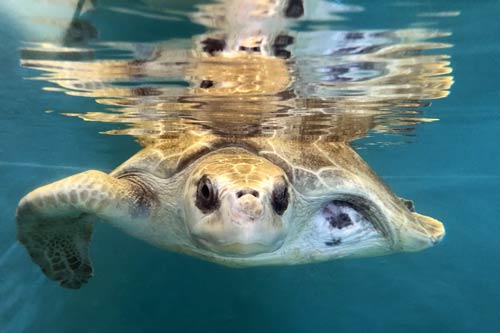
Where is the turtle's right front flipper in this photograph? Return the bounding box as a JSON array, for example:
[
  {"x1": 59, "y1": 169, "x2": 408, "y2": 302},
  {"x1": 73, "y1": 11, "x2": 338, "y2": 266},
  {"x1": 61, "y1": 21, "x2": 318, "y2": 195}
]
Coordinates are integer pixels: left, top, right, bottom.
[{"x1": 16, "y1": 170, "x2": 141, "y2": 289}]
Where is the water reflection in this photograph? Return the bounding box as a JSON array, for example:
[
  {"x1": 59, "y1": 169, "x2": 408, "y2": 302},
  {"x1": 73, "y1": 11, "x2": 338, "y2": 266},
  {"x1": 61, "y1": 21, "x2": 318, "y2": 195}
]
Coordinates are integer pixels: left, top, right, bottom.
[
  {"x1": 18, "y1": 0, "x2": 453, "y2": 140},
  {"x1": 13, "y1": 0, "x2": 454, "y2": 287}
]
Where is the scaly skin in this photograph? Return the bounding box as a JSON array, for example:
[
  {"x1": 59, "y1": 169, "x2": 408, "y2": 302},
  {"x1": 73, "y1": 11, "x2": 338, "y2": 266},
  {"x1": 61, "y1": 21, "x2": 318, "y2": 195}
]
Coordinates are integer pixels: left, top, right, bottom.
[{"x1": 16, "y1": 171, "x2": 136, "y2": 288}]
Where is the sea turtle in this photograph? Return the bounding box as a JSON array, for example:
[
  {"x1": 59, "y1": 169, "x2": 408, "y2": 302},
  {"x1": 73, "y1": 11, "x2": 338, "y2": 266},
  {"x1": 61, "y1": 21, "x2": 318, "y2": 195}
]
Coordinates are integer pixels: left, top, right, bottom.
[{"x1": 16, "y1": 130, "x2": 445, "y2": 289}]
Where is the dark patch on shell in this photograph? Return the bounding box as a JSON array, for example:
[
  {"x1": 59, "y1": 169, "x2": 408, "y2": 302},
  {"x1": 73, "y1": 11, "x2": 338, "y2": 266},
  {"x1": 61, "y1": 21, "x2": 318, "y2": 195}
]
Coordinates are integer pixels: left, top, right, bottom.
[
  {"x1": 325, "y1": 238, "x2": 342, "y2": 246},
  {"x1": 345, "y1": 32, "x2": 364, "y2": 40},
  {"x1": 327, "y1": 212, "x2": 353, "y2": 229}
]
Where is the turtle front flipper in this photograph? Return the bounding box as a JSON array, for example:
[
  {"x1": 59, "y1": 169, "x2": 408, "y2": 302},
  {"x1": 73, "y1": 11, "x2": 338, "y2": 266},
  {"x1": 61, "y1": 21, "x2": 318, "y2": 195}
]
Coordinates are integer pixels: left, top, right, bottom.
[{"x1": 16, "y1": 170, "x2": 141, "y2": 289}]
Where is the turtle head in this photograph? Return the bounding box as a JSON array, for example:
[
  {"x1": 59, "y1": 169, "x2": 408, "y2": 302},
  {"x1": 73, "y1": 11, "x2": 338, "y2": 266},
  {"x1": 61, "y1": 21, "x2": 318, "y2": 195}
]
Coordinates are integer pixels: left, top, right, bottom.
[{"x1": 183, "y1": 148, "x2": 290, "y2": 256}]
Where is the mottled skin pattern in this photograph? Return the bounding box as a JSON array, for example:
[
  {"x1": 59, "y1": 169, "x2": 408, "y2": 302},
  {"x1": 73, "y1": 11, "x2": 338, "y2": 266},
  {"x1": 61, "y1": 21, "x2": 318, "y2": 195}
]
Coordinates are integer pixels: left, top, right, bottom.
[
  {"x1": 16, "y1": 131, "x2": 445, "y2": 289},
  {"x1": 16, "y1": 171, "x2": 134, "y2": 288}
]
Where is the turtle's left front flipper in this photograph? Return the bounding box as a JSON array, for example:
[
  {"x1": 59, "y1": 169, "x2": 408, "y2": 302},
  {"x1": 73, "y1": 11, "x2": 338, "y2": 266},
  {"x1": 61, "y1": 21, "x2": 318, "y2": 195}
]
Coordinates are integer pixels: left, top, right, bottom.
[{"x1": 16, "y1": 170, "x2": 139, "y2": 289}]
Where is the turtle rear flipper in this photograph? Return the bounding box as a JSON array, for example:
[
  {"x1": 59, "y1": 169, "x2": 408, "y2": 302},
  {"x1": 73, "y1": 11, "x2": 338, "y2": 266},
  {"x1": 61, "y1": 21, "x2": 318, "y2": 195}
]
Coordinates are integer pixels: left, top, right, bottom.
[{"x1": 16, "y1": 170, "x2": 140, "y2": 289}]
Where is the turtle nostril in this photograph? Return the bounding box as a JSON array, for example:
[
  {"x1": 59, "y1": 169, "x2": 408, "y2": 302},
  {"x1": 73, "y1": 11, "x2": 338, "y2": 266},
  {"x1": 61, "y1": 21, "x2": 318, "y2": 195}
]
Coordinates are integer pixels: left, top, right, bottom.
[
  {"x1": 250, "y1": 190, "x2": 259, "y2": 198},
  {"x1": 236, "y1": 189, "x2": 259, "y2": 198}
]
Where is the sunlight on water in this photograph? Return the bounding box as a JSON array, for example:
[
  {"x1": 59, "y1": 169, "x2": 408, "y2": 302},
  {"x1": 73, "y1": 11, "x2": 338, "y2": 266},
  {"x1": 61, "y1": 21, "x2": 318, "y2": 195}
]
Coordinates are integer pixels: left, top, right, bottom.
[{"x1": 17, "y1": 0, "x2": 453, "y2": 142}]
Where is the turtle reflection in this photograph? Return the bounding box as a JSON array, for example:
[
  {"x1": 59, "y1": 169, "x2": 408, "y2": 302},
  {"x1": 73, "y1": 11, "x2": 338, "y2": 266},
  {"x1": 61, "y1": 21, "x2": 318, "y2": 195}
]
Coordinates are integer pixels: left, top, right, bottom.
[{"x1": 15, "y1": 0, "x2": 452, "y2": 288}]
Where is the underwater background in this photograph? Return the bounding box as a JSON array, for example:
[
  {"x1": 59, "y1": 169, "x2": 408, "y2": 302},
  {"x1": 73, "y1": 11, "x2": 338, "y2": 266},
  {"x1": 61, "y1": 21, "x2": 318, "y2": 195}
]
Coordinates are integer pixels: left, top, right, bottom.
[{"x1": 1, "y1": 0, "x2": 499, "y2": 332}]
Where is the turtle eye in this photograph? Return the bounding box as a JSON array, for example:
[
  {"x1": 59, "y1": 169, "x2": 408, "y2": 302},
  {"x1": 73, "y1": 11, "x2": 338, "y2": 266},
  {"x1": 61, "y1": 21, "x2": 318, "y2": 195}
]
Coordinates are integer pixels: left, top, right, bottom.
[
  {"x1": 271, "y1": 179, "x2": 289, "y2": 215},
  {"x1": 195, "y1": 175, "x2": 219, "y2": 214}
]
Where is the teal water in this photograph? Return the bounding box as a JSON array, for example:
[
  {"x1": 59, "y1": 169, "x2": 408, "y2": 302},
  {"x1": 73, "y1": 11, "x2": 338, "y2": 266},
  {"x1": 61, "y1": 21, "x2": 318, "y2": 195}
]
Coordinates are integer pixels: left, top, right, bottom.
[{"x1": 1, "y1": 1, "x2": 499, "y2": 332}]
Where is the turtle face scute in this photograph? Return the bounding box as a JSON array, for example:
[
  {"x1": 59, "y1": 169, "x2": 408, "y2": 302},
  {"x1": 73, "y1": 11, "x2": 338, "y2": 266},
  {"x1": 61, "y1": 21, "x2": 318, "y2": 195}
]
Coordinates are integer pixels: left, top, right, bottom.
[{"x1": 183, "y1": 148, "x2": 291, "y2": 256}]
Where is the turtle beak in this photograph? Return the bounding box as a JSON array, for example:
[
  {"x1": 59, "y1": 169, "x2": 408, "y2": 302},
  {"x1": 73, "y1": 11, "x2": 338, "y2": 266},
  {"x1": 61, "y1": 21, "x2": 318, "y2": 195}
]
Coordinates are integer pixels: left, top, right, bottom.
[{"x1": 230, "y1": 189, "x2": 264, "y2": 224}]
